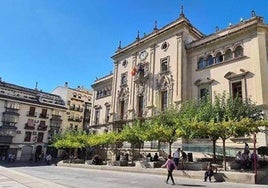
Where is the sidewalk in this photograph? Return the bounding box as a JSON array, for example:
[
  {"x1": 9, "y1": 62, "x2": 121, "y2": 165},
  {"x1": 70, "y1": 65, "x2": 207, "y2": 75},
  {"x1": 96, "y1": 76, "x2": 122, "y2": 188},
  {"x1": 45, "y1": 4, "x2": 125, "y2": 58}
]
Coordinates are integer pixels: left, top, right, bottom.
[
  {"x1": 57, "y1": 161, "x2": 268, "y2": 185},
  {"x1": 0, "y1": 165, "x2": 66, "y2": 188},
  {"x1": 0, "y1": 160, "x2": 267, "y2": 187}
]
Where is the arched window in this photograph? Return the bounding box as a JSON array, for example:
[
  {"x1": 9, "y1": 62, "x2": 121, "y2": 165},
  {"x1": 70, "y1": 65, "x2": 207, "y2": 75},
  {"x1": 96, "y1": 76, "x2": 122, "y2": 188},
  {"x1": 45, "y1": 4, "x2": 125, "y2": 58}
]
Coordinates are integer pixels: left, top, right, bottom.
[
  {"x1": 215, "y1": 52, "x2": 223, "y2": 64},
  {"x1": 197, "y1": 57, "x2": 206, "y2": 69},
  {"x1": 234, "y1": 46, "x2": 243, "y2": 58},
  {"x1": 207, "y1": 55, "x2": 214, "y2": 66},
  {"x1": 224, "y1": 49, "x2": 233, "y2": 61}
]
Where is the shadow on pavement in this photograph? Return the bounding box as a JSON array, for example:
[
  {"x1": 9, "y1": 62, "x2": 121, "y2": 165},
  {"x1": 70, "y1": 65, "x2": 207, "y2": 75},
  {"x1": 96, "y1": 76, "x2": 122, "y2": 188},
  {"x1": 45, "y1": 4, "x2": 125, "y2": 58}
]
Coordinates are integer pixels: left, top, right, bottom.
[{"x1": 0, "y1": 159, "x2": 58, "y2": 168}]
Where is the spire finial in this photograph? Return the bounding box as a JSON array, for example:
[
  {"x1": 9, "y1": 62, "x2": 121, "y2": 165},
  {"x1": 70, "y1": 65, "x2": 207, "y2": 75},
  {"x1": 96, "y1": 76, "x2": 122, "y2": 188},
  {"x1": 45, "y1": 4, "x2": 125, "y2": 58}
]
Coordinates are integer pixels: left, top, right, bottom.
[
  {"x1": 153, "y1": 20, "x2": 158, "y2": 31},
  {"x1": 136, "y1": 30, "x2": 140, "y2": 40},
  {"x1": 180, "y1": 5, "x2": 184, "y2": 17},
  {"x1": 251, "y1": 10, "x2": 256, "y2": 17},
  {"x1": 118, "y1": 41, "x2": 121, "y2": 49},
  {"x1": 215, "y1": 26, "x2": 219, "y2": 32}
]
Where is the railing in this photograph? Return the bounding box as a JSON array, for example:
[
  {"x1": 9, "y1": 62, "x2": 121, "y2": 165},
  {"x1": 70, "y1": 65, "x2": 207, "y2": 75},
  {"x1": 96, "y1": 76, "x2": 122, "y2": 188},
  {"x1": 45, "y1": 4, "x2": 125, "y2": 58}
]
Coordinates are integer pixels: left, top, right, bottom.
[
  {"x1": 24, "y1": 123, "x2": 35, "y2": 130},
  {"x1": 37, "y1": 125, "x2": 48, "y2": 131},
  {"x1": 39, "y1": 113, "x2": 49, "y2": 119},
  {"x1": 27, "y1": 112, "x2": 37, "y2": 117}
]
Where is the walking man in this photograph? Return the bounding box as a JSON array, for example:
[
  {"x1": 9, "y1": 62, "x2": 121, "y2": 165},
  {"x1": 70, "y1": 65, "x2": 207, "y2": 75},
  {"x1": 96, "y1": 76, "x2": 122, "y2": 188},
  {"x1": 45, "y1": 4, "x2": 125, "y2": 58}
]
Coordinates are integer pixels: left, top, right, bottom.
[{"x1": 173, "y1": 148, "x2": 180, "y2": 169}]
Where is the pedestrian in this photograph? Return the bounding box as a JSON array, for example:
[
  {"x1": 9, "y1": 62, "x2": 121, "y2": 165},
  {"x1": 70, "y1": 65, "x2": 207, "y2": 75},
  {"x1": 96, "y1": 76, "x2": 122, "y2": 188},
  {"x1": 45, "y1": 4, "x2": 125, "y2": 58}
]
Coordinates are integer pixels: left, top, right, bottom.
[
  {"x1": 181, "y1": 150, "x2": 187, "y2": 170},
  {"x1": 161, "y1": 154, "x2": 176, "y2": 185},
  {"x1": 46, "y1": 154, "x2": 52, "y2": 165},
  {"x1": 11, "y1": 153, "x2": 16, "y2": 162},
  {"x1": 204, "y1": 164, "x2": 214, "y2": 182},
  {"x1": 173, "y1": 148, "x2": 180, "y2": 169},
  {"x1": 8, "y1": 153, "x2": 12, "y2": 162}
]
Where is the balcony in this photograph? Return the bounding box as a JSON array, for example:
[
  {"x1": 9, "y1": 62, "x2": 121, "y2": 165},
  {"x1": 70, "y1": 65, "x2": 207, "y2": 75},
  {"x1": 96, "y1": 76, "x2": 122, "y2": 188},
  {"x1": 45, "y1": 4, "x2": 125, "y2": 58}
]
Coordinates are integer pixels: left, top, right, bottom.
[
  {"x1": 3, "y1": 107, "x2": 20, "y2": 116},
  {"x1": 24, "y1": 123, "x2": 35, "y2": 130},
  {"x1": 27, "y1": 111, "x2": 37, "y2": 117},
  {"x1": 0, "y1": 135, "x2": 13, "y2": 143},
  {"x1": 51, "y1": 114, "x2": 62, "y2": 121},
  {"x1": 2, "y1": 120, "x2": 17, "y2": 126},
  {"x1": 69, "y1": 106, "x2": 84, "y2": 112},
  {"x1": 37, "y1": 125, "x2": 48, "y2": 131},
  {"x1": 68, "y1": 117, "x2": 82, "y2": 122},
  {"x1": 39, "y1": 113, "x2": 49, "y2": 119},
  {"x1": 0, "y1": 124, "x2": 17, "y2": 137}
]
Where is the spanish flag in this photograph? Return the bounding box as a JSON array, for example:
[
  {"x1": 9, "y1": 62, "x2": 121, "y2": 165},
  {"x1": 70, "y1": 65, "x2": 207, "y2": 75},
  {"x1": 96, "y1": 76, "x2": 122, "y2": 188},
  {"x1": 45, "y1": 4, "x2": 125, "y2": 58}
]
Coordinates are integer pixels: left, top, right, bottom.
[{"x1": 131, "y1": 66, "x2": 137, "y2": 76}]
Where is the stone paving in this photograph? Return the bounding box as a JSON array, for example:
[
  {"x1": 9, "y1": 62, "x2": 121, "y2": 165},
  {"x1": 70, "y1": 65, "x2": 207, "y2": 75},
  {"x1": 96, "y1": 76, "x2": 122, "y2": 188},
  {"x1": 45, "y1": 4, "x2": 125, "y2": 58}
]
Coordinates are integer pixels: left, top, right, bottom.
[{"x1": 0, "y1": 160, "x2": 267, "y2": 187}]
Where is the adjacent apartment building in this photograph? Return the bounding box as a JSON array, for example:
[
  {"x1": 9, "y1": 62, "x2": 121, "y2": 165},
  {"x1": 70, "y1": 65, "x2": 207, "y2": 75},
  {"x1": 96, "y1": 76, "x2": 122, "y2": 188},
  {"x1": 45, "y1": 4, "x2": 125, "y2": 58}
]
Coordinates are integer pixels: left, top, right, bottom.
[
  {"x1": 52, "y1": 82, "x2": 93, "y2": 132},
  {"x1": 91, "y1": 9, "x2": 268, "y2": 153},
  {"x1": 0, "y1": 80, "x2": 66, "y2": 160}
]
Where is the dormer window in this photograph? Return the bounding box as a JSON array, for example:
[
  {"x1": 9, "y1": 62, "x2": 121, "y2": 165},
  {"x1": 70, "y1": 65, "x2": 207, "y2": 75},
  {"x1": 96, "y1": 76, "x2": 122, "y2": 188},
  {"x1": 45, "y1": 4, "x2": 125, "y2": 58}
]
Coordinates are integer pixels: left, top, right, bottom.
[
  {"x1": 197, "y1": 57, "x2": 206, "y2": 69},
  {"x1": 215, "y1": 52, "x2": 223, "y2": 64},
  {"x1": 224, "y1": 49, "x2": 233, "y2": 61},
  {"x1": 234, "y1": 46, "x2": 243, "y2": 58},
  {"x1": 207, "y1": 55, "x2": 214, "y2": 66}
]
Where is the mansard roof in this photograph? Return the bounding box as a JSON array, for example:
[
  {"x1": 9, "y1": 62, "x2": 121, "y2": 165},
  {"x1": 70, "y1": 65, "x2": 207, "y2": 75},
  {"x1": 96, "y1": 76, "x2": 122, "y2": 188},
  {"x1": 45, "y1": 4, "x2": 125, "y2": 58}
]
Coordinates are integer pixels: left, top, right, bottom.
[{"x1": 0, "y1": 80, "x2": 66, "y2": 109}]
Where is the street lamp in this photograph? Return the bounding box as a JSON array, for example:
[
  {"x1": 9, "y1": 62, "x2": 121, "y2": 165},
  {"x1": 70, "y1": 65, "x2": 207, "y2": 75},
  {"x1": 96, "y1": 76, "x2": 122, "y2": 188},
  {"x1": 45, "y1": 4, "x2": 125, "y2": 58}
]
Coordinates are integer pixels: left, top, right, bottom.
[{"x1": 253, "y1": 133, "x2": 257, "y2": 183}]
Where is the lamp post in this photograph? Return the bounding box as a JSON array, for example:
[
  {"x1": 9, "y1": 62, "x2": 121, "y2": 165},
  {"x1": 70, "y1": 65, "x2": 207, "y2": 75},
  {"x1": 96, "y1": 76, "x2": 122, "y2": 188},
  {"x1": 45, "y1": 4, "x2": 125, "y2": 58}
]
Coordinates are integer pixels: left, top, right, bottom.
[{"x1": 253, "y1": 133, "x2": 257, "y2": 183}]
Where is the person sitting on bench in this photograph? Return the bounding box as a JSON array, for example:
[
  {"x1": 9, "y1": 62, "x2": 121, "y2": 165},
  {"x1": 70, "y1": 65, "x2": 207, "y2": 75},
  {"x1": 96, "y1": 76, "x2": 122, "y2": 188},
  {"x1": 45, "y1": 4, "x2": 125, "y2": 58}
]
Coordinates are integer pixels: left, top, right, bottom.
[{"x1": 204, "y1": 164, "x2": 214, "y2": 182}]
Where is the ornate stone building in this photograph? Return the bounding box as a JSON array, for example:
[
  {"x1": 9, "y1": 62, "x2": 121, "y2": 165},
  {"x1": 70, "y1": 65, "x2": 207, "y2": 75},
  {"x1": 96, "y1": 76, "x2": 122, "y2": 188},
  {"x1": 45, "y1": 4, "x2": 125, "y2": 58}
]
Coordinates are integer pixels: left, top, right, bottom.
[
  {"x1": 106, "y1": 9, "x2": 268, "y2": 152},
  {"x1": 90, "y1": 73, "x2": 113, "y2": 133}
]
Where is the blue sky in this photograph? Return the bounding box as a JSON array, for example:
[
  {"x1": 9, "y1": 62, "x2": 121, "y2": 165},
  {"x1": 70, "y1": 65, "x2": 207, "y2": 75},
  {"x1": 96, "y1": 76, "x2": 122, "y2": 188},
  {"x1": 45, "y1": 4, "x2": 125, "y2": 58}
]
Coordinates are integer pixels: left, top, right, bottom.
[{"x1": 0, "y1": 0, "x2": 267, "y2": 92}]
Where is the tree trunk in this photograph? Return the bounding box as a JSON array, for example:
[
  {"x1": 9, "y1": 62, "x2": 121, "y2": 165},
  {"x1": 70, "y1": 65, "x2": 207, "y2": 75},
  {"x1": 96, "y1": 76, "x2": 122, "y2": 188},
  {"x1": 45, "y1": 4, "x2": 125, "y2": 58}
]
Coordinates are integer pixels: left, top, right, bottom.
[
  {"x1": 212, "y1": 139, "x2": 216, "y2": 163},
  {"x1": 223, "y1": 138, "x2": 226, "y2": 171},
  {"x1": 131, "y1": 144, "x2": 135, "y2": 165},
  {"x1": 168, "y1": 141, "x2": 172, "y2": 156}
]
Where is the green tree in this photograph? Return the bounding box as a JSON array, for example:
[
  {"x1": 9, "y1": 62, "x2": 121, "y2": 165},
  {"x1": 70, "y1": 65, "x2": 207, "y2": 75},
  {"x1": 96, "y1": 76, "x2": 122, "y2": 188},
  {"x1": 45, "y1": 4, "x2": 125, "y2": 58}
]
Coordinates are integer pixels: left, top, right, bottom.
[
  {"x1": 150, "y1": 106, "x2": 181, "y2": 155},
  {"x1": 119, "y1": 120, "x2": 147, "y2": 164},
  {"x1": 87, "y1": 132, "x2": 119, "y2": 163}
]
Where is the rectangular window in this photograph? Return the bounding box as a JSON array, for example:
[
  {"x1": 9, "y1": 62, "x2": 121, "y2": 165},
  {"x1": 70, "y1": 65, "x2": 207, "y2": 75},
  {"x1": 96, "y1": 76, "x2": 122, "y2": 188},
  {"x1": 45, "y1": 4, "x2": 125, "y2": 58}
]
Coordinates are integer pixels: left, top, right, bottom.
[
  {"x1": 232, "y1": 81, "x2": 242, "y2": 99},
  {"x1": 40, "y1": 109, "x2": 47, "y2": 118},
  {"x1": 161, "y1": 91, "x2": 168, "y2": 111},
  {"x1": 27, "y1": 119, "x2": 34, "y2": 127},
  {"x1": 24, "y1": 132, "x2": 32, "y2": 142},
  {"x1": 120, "y1": 101, "x2": 125, "y2": 119},
  {"x1": 105, "y1": 106, "x2": 110, "y2": 122},
  {"x1": 95, "y1": 110, "x2": 100, "y2": 124},
  {"x1": 199, "y1": 87, "x2": 209, "y2": 99},
  {"x1": 138, "y1": 96, "x2": 144, "y2": 117},
  {"x1": 28, "y1": 107, "x2": 36, "y2": 116},
  {"x1": 37, "y1": 132, "x2": 44, "y2": 142},
  {"x1": 6, "y1": 102, "x2": 20, "y2": 109},
  {"x1": 121, "y1": 72, "x2": 127, "y2": 85},
  {"x1": 39, "y1": 120, "x2": 46, "y2": 127},
  {"x1": 160, "y1": 57, "x2": 169, "y2": 72}
]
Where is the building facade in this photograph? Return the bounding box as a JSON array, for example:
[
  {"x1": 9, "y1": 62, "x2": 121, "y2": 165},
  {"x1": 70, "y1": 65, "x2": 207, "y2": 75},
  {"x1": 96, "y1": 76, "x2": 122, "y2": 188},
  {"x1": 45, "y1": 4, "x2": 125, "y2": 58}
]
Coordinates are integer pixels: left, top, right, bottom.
[
  {"x1": 90, "y1": 73, "x2": 113, "y2": 133},
  {"x1": 104, "y1": 10, "x2": 268, "y2": 152},
  {"x1": 52, "y1": 82, "x2": 93, "y2": 132},
  {"x1": 0, "y1": 80, "x2": 66, "y2": 160}
]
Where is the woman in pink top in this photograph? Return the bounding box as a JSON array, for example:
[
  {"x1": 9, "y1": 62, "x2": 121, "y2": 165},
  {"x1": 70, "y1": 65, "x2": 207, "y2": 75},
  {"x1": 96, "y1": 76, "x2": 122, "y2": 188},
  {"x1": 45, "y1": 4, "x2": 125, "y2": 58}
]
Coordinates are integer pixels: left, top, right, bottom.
[{"x1": 161, "y1": 154, "x2": 176, "y2": 185}]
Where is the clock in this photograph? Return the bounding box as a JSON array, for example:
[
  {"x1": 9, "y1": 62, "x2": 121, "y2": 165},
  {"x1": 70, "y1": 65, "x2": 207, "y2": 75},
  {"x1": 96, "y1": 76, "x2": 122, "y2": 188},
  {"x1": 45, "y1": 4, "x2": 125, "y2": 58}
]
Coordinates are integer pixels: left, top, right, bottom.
[{"x1": 139, "y1": 50, "x2": 148, "y2": 60}]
